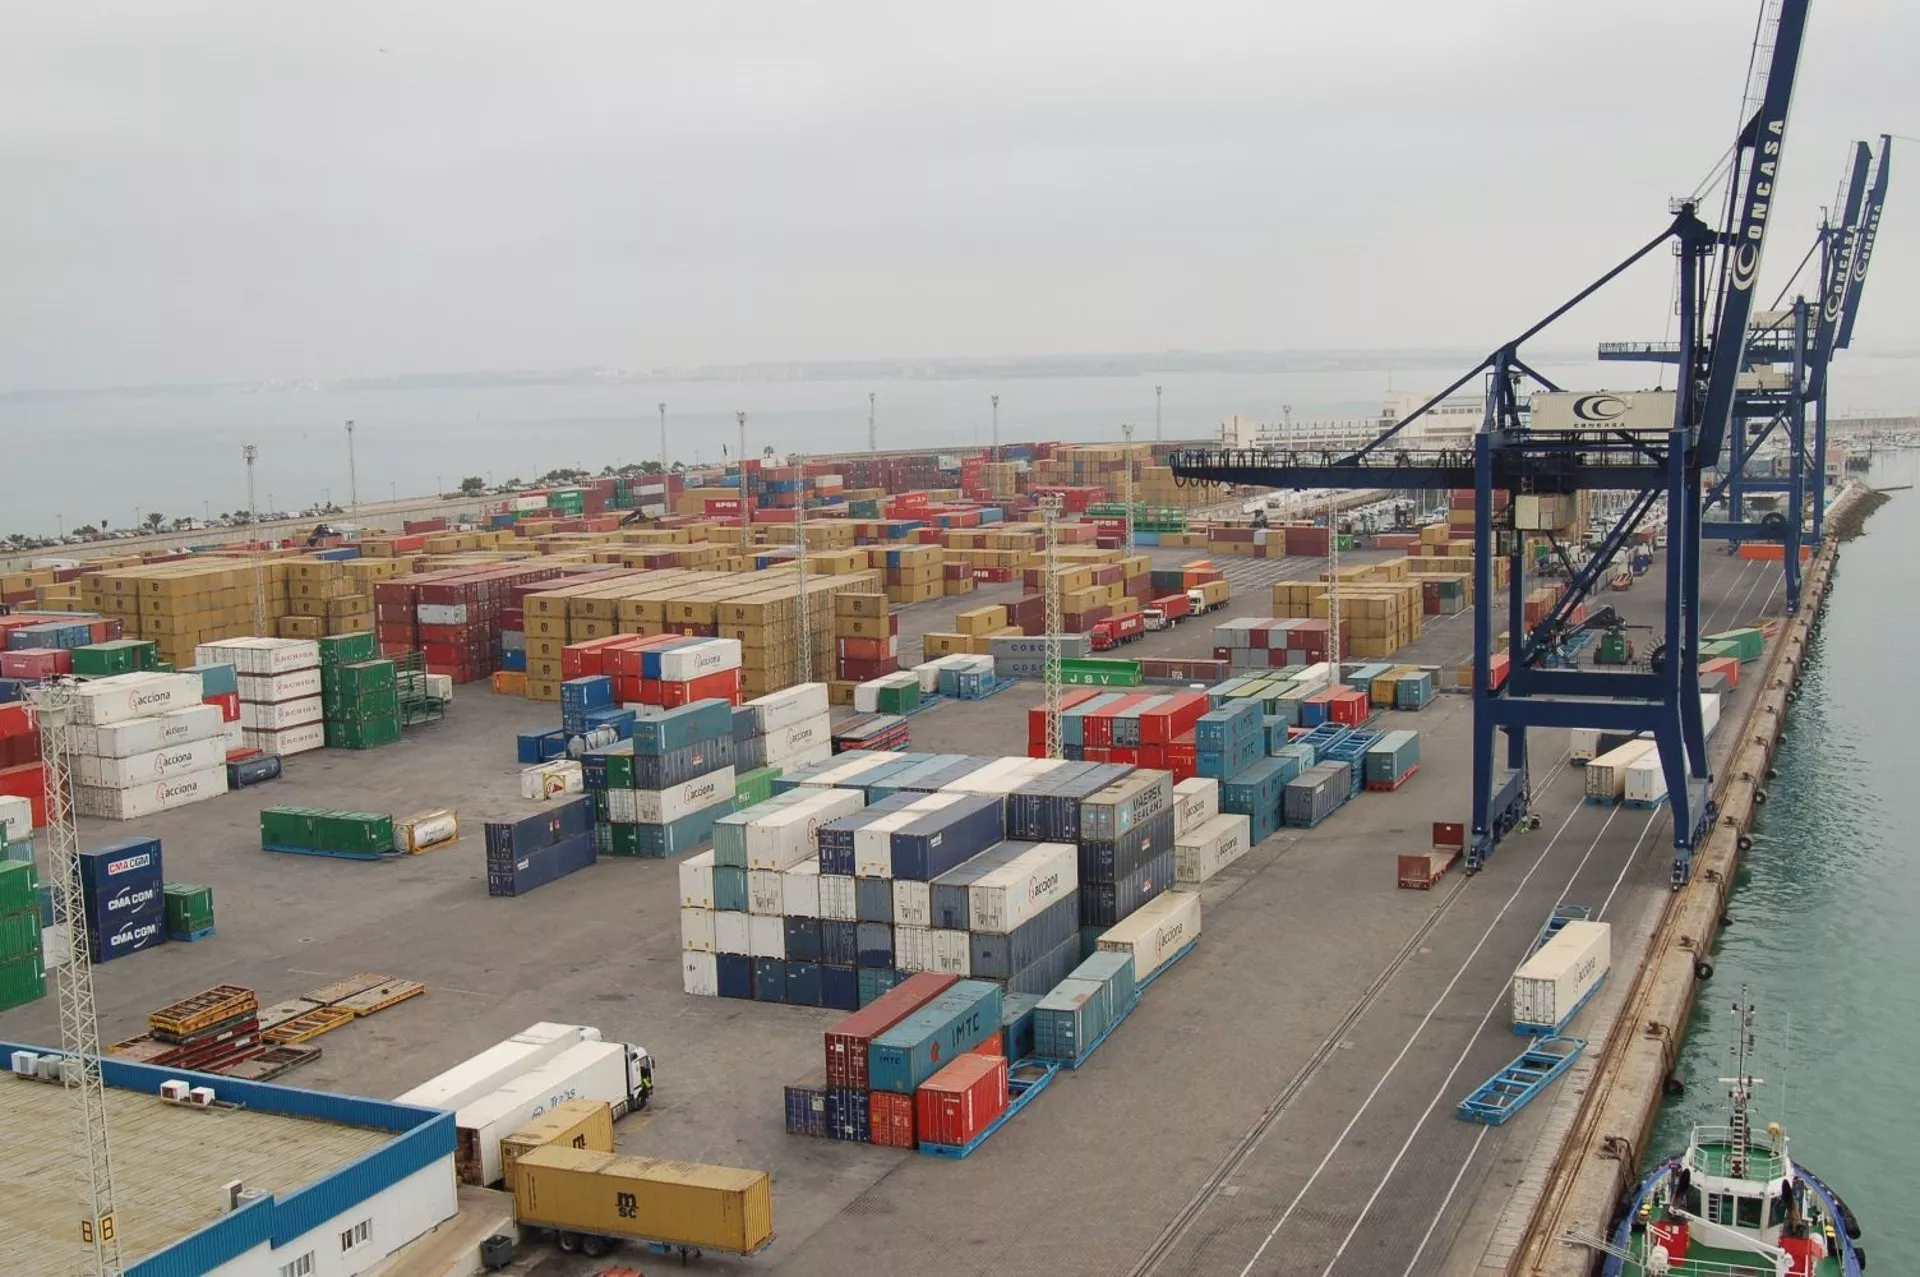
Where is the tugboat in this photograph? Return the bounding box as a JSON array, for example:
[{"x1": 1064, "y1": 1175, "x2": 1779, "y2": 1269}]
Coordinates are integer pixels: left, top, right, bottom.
[{"x1": 1604, "y1": 990, "x2": 1866, "y2": 1275}]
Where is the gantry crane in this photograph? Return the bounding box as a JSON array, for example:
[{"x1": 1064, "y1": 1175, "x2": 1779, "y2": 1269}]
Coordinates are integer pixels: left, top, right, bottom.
[
  {"x1": 1170, "y1": 0, "x2": 1816, "y2": 886},
  {"x1": 1601, "y1": 135, "x2": 1893, "y2": 612},
  {"x1": 30, "y1": 680, "x2": 125, "y2": 1276}
]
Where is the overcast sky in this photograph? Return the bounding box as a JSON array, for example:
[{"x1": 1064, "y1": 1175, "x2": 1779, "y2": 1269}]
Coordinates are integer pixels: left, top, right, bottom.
[{"x1": 2, "y1": 0, "x2": 1912, "y2": 389}]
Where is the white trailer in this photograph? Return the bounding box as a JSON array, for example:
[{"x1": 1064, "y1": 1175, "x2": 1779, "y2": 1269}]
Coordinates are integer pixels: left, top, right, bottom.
[
  {"x1": 454, "y1": 1039, "x2": 653, "y2": 1186},
  {"x1": 395, "y1": 1021, "x2": 598, "y2": 1112},
  {"x1": 1510, "y1": 920, "x2": 1611, "y2": 1035},
  {"x1": 1585, "y1": 739, "x2": 1657, "y2": 804}
]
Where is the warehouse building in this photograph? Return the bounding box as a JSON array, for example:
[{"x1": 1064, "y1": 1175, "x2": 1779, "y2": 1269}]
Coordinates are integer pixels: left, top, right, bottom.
[{"x1": 1, "y1": 1042, "x2": 455, "y2": 1277}]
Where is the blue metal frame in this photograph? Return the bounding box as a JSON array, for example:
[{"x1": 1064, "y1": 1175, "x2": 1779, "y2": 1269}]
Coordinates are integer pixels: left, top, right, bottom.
[
  {"x1": 1609, "y1": 135, "x2": 1891, "y2": 613},
  {"x1": 1169, "y1": 2, "x2": 1818, "y2": 884}
]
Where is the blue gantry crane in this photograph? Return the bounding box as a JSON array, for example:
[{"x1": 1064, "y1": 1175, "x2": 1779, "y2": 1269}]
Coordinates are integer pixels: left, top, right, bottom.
[
  {"x1": 1600, "y1": 135, "x2": 1892, "y2": 613},
  {"x1": 1170, "y1": 0, "x2": 1818, "y2": 886}
]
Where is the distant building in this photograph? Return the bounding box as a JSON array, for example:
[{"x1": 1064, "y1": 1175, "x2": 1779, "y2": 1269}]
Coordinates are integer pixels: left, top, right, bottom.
[{"x1": 2, "y1": 1041, "x2": 456, "y2": 1277}]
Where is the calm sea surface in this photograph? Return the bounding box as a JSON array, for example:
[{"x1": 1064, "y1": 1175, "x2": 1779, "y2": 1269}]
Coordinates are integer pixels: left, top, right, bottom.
[
  {"x1": 1649, "y1": 451, "x2": 1920, "y2": 1262},
  {"x1": 3, "y1": 355, "x2": 1914, "y2": 536}
]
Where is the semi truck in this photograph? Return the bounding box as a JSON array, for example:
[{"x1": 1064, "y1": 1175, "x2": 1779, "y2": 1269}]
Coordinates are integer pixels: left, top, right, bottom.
[
  {"x1": 395, "y1": 1021, "x2": 598, "y2": 1113},
  {"x1": 1143, "y1": 593, "x2": 1193, "y2": 631},
  {"x1": 455, "y1": 1039, "x2": 654, "y2": 1187},
  {"x1": 513, "y1": 1144, "x2": 774, "y2": 1261},
  {"x1": 1089, "y1": 610, "x2": 1146, "y2": 650}
]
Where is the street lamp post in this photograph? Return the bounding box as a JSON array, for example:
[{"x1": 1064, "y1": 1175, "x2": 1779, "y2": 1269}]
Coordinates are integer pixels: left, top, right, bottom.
[
  {"x1": 659, "y1": 402, "x2": 668, "y2": 475},
  {"x1": 991, "y1": 394, "x2": 1000, "y2": 463},
  {"x1": 1155, "y1": 385, "x2": 1163, "y2": 442}
]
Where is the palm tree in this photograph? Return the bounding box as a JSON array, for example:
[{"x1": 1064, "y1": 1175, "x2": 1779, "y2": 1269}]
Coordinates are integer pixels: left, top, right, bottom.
[{"x1": 143, "y1": 512, "x2": 166, "y2": 532}]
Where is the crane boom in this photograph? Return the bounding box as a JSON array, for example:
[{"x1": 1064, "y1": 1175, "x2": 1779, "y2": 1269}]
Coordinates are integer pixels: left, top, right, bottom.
[
  {"x1": 1806, "y1": 141, "x2": 1872, "y2": 396},
  {"x1": 1835, "y1": 134, "x2": 1892, "y2": 351},
  {"x1": 1696, "y1": 0, "x2": 1814, "y2": 466}
]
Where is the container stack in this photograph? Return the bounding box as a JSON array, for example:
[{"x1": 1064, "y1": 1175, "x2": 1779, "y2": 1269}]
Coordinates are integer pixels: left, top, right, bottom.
[
  {"x1": 731, "y1": 683, "x2": 833, "y2": 776},
  {"x1": 0, "y1": 702, "x2": 43, "y2": 830},
  {"x1": 79, "y1": 835, "x2": 167, "y2": 963},
  {"x1": 684, "y1": 786, "x2": 868, "y2": 1002},
  {"x1": 70, "y1": 674, "x2": 229, "y2": 821},
  {"x1": 318, "y1": 633, "x2": 403, "y2": 751},
  {"x1": 832, "y1": 592, "x2": 899, "y2": 704},
  {"x1": 1284, "y1": 761, "x2": 1352, "y2": 828},
  {"x1": 0, "y1": 857, "x2": 45, "y2": 1011},
  {"x1": 1075, "y1": 771, "x2": 1175, "y2": 935},
  {"x1": 1195, "y1": 700, "x2": 1264, "y2": 780},
  {"x1": 195, "y1": 638, "x2": 326, "y2": 758},
  {"x1": 485, "y1": 797, "x2": 597, "y2": 896},
  {"x1": 184, "y1": 659, "x2": 245, "y2": 752},
  {"x1": 279, "y1": 561, "x2": 373, "y2": 641},
  {"x1": 597, "y1": 700, "x2": 738, "y2": 857}
]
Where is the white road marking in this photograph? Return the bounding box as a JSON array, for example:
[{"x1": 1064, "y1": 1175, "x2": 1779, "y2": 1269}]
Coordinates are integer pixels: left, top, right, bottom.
[{"x1": 1233, "y1": 798, "x2": 1592, "y2": 1277}]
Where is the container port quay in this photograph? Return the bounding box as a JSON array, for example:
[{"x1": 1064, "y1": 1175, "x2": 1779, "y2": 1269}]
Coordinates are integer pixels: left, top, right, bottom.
[
  {"x1": 0, "y1": 429, "x2": 1891, "y2": 1276},
  {"x1": 1, "y1": 9, "x2": 1905, "y2": 1277}
]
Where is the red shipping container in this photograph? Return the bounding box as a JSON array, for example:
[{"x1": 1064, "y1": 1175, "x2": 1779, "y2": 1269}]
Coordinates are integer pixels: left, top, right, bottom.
[
  {"x1": 0, "y1": 703, "x2": 32, "y2": 742},
  {"x1": 1082, "y1": 695, "x2": 1149, "y2": 749},
  {"x1": 1702, "y1": 656, "x2": 1740, "y2": 688},
  {"x1": 654, "y1": 669, "x2": 742, "y2": 707},
  {"x1": 835, "y1": 636, "x2": 897, "y2": 662},
  {"x1": 0, "y1": 762, "x2": 47, "y2": 828},
  {"x1": 1329, "y1": 689, "x2": 1370, "y2": 725},
  {"x1": 838, "y1": 656, "x2": 902, "y2": 682},
  {"x1": 203, "y1": 692, "x2": 242, "y2": 723},
  {"x1": 824, "y1": 972, "x2": 958, "y2": 1089},
  {"x1": 89, "y1": 618, "x2": 122, "y2": 643},
  {"x1": 915, "y1": 1053, "x2": 1010, "y2": 1149},
  {"x1": 1082, "y1": 746, "x2": 1111, "y2": 763},
  {"x1": 0, "y1": 649, "x2": 71, "y2": 679},
  {"x1": 869, "y1": 1089, "x2": 917, "y2": 1148},
  {"x1": 1108, "y1": 746, "x2": 1139, "y2": 765}
]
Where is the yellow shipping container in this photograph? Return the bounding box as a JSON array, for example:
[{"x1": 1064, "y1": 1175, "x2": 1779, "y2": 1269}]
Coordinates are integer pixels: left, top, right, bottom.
[
  {"x1": 500, "y1": 1100, "x2": 615, "y2": 1194},
  {"x1": 513, "y1": 1146, "x2": 773, "y2": 1255}
]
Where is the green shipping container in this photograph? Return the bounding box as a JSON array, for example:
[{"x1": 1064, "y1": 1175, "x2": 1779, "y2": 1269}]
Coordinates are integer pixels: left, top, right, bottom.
[
  {"x1": 1, "y1": 908, "x2": 41, "y2": 963},
  {"x1": 604, "y1": 745, "x2": 637, "y2": 790},
  {"x1": 607, "y1": 822, "x2": 644, "y2": 856},
  {"x1": 71, "y1": 639, "x2": 157, "y2": 678},
  {"x1": 325, "y1": 717, "x2": 403, "y2": 750},
  {"x1": 732, "y1": 766, "x2": 781, "y2": 811},
  {"x1": 324, "y1": 686, "x2": 399, "y2": 722},
  {"x1": 0, "y1": 951, "x2": 46, "y2": 1013},
  {"x1": 1703, "y1": 628, "x2": 1764, "y2": 662},
  {"x1": 260, "y1": 806, "x2": 324, "y2": 849},
  {"x1": 163, "y1": 884, "x2": 214, "y2": 932},
  {"x1": 313, "y1": 811, "x2": 396, "y2": 854},
  {"x1": 325, "y1": 658, "x2": 395, "y2": 696},
  {"x1": 875, "y1": 683, "x2": 922, "y2": 715},
  {"x1": 0, "y1": 859, "x2": 38, "y2": 915},
  {"x1": 318, "y1": 632, "x2": 379, "y2": 666},
  {"x1": 1060, "y1": 658, "x2": 1144, "y2": 687}
]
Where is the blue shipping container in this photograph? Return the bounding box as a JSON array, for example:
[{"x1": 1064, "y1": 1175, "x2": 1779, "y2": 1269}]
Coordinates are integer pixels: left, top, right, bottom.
[
  {"x1": 1079, "y1": 809, "x2": 1174, "y2": 884},
  {"x1": 184, "y1": 663, "x2": 238, "y2": 697},
  {"x1": 822, "y1": 963, "x2": 860, "y2": 1011},
  {"x1": 1000, "y1": 992, "x2": 1044, "y2": 1060},
  {"x1": 1080, "y1": 849, "x2": 1173, "y2": 928},
  {"x1": 78, "y1": 837, "x2": 163, "y2": 888},
  {"x1": 890, "y1": 793, "x2": 1005, "y2": 880},
  {"x1": 753, "y1": 957, "x2": 787, "y2": 1002},
  {"x1": 857, "y1": 966, "x2": 902, "y2": 1006},
  {"x1": 827, "y1": 1086, "x2": 871, "y2": 1140},
  {"x1": 820, "y1": 921, "x2": 859, "y2": 968},
  {"x1": 631, "y1": 699, "x2": 735, "y2": 756},
  {"x1": 785, "y1": 960, "x2": 824, "y2": 1007},
  {"x1": 1009, "y1": 934, "x2": 1084, "y2": 996},
  {"x1": 483, "y1": 798, "x2": 594, "y2": 859},
  {"x1": 784, "y1": 916, "x2": 822, "y2": 964},
  {"x1": 784, "y1": 1075, "x2": 829, "y2": 1138},
  {"x1": 1032, "y1": 978, "x2": 1110, "y2": 1061},
  {"x1": 486, "y1": 830, "x2": 597, "y2": 896},
  {"x1": 717, "y1": 953, "x2": 753, "y2": 999},
  {"x1": 82, "y1": 875, "x2": 164, "y2": 935},
  {"x1": 91, "y1": 908, "x2": 167, "y2": 963},
  {"x1": 856, "y1": 921, "x2": 894, "y2": 968},
  {"x1": 867, "y1": 980, "x2": 1004, "y2": 1094},
  {"x1": 969, "y1": 892, "x2": 1080, "y2": 981}
]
